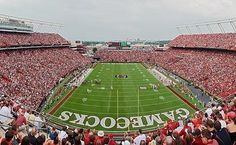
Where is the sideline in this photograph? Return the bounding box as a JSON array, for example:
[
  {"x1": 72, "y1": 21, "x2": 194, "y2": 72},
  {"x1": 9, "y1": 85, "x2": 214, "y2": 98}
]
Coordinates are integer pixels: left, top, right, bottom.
[
  {"x1": 167, "y1": 86, "x2": 199, "y2": 111},
  {"x1": 48, "y1": 67, "x2": 94, "y2": 115},
  {"x1": 48, "y1": 87, "x2": 77, "y2": 115},
  {"x1": 148, "y1": 67, "x2": 199, "y2": 111}
]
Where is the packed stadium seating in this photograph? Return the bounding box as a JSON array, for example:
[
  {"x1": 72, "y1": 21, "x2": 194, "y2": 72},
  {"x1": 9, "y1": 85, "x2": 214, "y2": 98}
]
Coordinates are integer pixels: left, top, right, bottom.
[
  {"x1": 96, "y1": 49, "x2": 236, "y2": 99},
  {"x1": 0, "y1": 32, "x2": 69, "y2": 48},
  {"x1": 1, "y1": 95, "x2": 236, "y2": 145},
  {"x1": 1, "y1": 25, "x2": 236, "y2": 144},
  {"x1": 168, "y1": 33, "x2": 236, "y2": 51},
  {"x1": 96, "y1": 50, "x2": 150, "y2": 63},
  {"x1": 0, "y1": 48, "x2": 91, "y2": 110}
]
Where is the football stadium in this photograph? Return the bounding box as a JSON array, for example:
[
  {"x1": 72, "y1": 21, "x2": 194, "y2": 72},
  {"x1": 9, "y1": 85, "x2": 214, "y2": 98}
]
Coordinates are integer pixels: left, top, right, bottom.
[{"x1": 1, "y1": 1, "x2": 236, "y2": 145}]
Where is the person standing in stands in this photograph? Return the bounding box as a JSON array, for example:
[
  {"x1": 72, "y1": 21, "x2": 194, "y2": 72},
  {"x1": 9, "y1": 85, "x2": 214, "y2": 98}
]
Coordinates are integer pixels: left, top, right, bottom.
[
  {"x1": 205, "y1": 104, "x2": 213, "y2": 118},
  {"x1": 133, "y1": 129, "x2": 146, "y2": 145},
  {"x1": 107, "y1": 134, "x2": 116, "y2": 145},
  {"x1": 172, "y1": 131, "x2": 185, "y2": 145},
  {"x1": 36, "y1": 134, "x2": 46, "y2": 145},
  {"x1": 192, "y1": 128, "x2": 204, "y2": 145},
  {"x1": 216, "y1": 114, "x2": 226, "y2": 129},
  {"x1": 58, "y1": 126, "x2": 68, "y2": 141},
  {"x1": 148, "y1": 133, "x2": 157, "y2": 145},
  {"x1": 213, "y1": 121, "x2": 232, "y2": 145},
  {"x1": 27, "y1": 111, "x2": 35, "y2": 125},
  {"x1": 28, "y1": 128, "x2": 37, "y2": 145},
  {"x1": 34, "y1": 114, "x2": 43, "y2": 131},
  {"x1": 21, "y1": 136, "x2": 30, "y2": 145},
  {"x1": 0, "y1": 102, "x2": 12, "y2": 124},
  {"x1": 14, "y1": 109, "x2": 27, "y2": 133},
  {"x1": 94, "y1": 131, "x2": 105, "y2": 145},
  {"x1": 1, "y1": 131, "x2": 14, "y2": 145},
  {"x1": 9, "y1": 125, "x2": 21, "y2": 145},
  {"x1": 201, "y1": 129, "x2": 219, "y2": 145},
  {"x1": 48, "y1": 127, "x2": 57, "y2": 141},
  {"x1": 227, "y1": 117, "x2": 236, "y2": 144}
]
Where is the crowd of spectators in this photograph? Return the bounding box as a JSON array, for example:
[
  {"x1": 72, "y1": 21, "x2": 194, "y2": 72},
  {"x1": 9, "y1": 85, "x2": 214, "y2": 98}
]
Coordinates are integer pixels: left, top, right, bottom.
[
  {"x1": 0, "y1": 32, "x2": 69, "y2": 48},
  {"x1": 0, "y1": 48, "x2": 91, "y2": 109},
  {"x1": 96, "y1": 48, "x2": 236, "y2": 99},
  {"x1": 149, "y1": 49, "x2": 236, "y2": 98},
  {"x1": 168, "y1": 33, "x2": 236, "y2": 51},
  {"x1": 1, "y1": 95, "x2": 236, "y2": 145},
  {"x1": 2, "y1": 32, "x2": 236, "y2": 144}
]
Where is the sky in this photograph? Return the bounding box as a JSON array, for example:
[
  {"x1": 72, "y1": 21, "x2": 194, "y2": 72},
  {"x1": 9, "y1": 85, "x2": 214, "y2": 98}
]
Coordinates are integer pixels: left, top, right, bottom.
[{"x1": 0, "y1": 0, "x2": 235, "y2": 41}]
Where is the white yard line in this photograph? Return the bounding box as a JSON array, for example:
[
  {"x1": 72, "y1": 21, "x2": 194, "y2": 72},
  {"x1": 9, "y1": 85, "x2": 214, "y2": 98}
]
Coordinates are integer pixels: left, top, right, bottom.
[
  {"x1": 107, "y1": 90, "x2": 112, "y2": 112},
  {"x1": 107, "y1": 65, "x2": 114, "y2": 113},
  {"x1": 60, "y1": 104, "x2": 186, "y2": 115},
  {"x1": 117, "y1": 89, "x2": 119, "y2": 119},
  {"x1": 67, "y1": 97, "x2": 179, "y2": 103},
  {"x1": 66, "y1": 99, "x2": 180, "y2": 108},
  {"x1": 138, "y1": 88, "x2": 140, "y2": 116}
]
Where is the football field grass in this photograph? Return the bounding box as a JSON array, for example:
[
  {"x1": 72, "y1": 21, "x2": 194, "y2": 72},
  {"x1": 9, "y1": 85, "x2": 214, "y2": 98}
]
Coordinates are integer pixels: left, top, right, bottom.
[{"x1": 50, "y1": 63, "x2": 196, "y2": 132}]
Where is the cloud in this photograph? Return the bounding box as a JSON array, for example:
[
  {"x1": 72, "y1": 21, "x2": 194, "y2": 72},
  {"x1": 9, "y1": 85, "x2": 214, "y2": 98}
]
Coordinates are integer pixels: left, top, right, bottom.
[{"x1": 0, "y1": 0, "x2": 235, "y2": 41}]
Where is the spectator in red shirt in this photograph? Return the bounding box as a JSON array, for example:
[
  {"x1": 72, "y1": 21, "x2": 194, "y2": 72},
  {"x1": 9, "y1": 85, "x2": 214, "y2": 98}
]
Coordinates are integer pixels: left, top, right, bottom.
[
  {"x1": 1, "y1": 131, "x2": 14, "y2": 145},
  {"x1": 84, "y1": 129, "x2": 92, "y2": 145},
  {"x1": 201, "y1": 129, "x2": 219, "y2": 145},
  {"x1": 192, "y1": 128, "x2": 204, "y2": 145},
  {"x1": 179, "y1": 120, "x2": 192, "y2": 138},
  {"x1": 94, "y1": 131, "x2": 105, "y2": 145},
  {"x1": 107, "y1": 134, "x2": 116, "y2": 145},
  {"x1": 172, "y1": 131, "x2": 184, "y2": 145},
  {"x1": 15, "y1": 110, "x2": 27, "y2": 132}
]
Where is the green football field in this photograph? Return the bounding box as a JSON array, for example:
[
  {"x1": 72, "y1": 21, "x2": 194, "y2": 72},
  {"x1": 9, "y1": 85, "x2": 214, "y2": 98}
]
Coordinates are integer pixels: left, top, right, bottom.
[{"x1": 50, "y1": 63, "x2": 196, "y2": 132}]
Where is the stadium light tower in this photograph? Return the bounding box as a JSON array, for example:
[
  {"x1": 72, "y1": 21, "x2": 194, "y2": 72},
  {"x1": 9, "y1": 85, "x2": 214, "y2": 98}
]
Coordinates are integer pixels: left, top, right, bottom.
[
  {"x1": 186, "y1": 26, "x2": 192, "y2": 34},
  {"x1": 230, "y1": 21, "x2": 236, "y2": 32},
  {"x1": 195, "y1": 25, "x2": 202, "y2": 34},
  {"x1": 206, "y1": 24, "x2": 213, "y2": 33},
  {"x1": 176, "y1": 27, "x2": 182, "y2": 34},
  {"x1": 176, "y1": 17, "x2": 236, "y2": 34},
  {"x1": 217, "y1": 23, "x2": 225, "y2": 33},
  {"x1": 0, "y1": 13, "x2": 64, "y2": 33}
]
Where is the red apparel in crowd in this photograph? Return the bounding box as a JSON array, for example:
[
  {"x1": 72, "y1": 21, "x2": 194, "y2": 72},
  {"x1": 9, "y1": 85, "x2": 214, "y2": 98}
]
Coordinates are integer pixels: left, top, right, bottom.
[
  {"x1": 0, "y1": 138, "x2": 12, "y2": 145},
  {"x1": 222, "y1": 103, "x2": 228, "y2": 113},
  {"x1": 167, "y1": 120, "x2": 179, "y2": 130},
  {"x1": 15, "y1": 114, "x2": 26, "y2": 126},
  {"x1": 192, "y1": 136, "x2": 204, "y2": 145},
  {"x1": 0, "y1": 48, "x2": 91, "y2": 110},
  {"x1": 14, "y1": 105, "x2": 21, "y2": 112},
  {"x1": 146, "y1": 136, "x2": 151, "y2": 145},
  {"x1": 205, "y1": 139, "x2": 219, "y2": 145},
  {"x1": 94, "y1": 136, "x2": 105, "y2": 145},
  {"x1": 179, "y1": 125, "x2": 192, "y2": 138},
  {"x1": 226, "y1": 111, "x2": 236, "y2": 120},
  {"x1": 108, "y1": 134, "x2": 116, "y2": 145},
  {"x1": 192, "y1": 116, "x2": 203, "y2": 128},
  {"x1": 159, "y1": 127, "x2": 168, "y2": 139},
  {"x1": 108, "y1": 139, "x2": 116, "y2": 145},
  {"x1": 1, "y1": 100, "x2": 6, "y2": 107},
  {"x1": 84, "y1": 131, "x2": 90, "y2": 145}
]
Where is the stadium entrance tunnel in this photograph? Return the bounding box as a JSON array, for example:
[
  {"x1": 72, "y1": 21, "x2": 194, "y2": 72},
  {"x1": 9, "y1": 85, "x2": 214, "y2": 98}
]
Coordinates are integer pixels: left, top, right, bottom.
[{"x1": 58, "y1": 108, "x2": 189, "y2": 131}]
